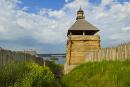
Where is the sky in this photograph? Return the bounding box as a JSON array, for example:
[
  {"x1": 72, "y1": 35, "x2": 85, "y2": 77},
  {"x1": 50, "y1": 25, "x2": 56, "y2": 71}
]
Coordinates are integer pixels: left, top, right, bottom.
[{"x1": 0, "y1": 0, "x2": 130, "y2": 53}]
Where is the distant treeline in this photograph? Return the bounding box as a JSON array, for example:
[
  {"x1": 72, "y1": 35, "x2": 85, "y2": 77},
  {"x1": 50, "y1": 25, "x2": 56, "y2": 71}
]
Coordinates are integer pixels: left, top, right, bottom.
[
  {"x1": 86, "y1": 42, "x2": 130, "y2": 62},
  {"x1": 38, "y1": 54, "x2": 66, "y2": 57}
]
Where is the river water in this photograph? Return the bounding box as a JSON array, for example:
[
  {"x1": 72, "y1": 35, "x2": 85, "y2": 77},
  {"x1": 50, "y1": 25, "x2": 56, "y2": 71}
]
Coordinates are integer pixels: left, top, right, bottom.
[{"x1": 38, "y1": 54, "x2": 66, "y2": 64}]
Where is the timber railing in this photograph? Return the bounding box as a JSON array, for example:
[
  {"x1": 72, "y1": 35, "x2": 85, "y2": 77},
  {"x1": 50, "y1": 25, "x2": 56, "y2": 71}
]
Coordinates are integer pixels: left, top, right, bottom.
[{"x1": 86, "y1": 42, "x2": 130, "y2": 62}]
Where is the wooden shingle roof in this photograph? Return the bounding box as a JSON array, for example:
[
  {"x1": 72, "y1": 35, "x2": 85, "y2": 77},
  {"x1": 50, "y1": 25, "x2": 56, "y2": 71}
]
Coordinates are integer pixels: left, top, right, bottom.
[{"x1": 69, "y1": 19, "x2": 99, "y2": 31}]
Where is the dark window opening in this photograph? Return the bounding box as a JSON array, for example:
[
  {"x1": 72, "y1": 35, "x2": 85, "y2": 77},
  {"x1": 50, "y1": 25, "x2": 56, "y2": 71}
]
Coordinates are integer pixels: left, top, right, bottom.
[
  {"x1": 71, "y1": 31, "x2": 83, "y2": 35},
  {"x1": 68, "y1": 30, "x2": 98, "y2": 36}
]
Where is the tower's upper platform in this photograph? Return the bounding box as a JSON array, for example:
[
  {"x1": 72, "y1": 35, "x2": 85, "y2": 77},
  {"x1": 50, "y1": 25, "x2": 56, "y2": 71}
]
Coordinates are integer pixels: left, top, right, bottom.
[{"x1": 67, "y1": 8, "x2": 99, "y2": 35}]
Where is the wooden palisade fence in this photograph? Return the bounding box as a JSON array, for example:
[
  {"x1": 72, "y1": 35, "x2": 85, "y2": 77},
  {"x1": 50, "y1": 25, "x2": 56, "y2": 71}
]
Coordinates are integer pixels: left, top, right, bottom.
[
  {"x1": 86, "y1": 42, "x2": 130, "y2": 62},
  {"x1": 0, "y1": 48, "x2": 61, "y2": 87},
  {"x1": 0, "y1": 48, "x2": 50, "y2": 67}
]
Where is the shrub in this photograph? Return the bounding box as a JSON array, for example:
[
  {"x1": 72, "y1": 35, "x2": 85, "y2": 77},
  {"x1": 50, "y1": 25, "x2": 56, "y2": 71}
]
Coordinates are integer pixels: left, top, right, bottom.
[{"x1": 0, "y1": 61, "x2": 59, "y2": 87}]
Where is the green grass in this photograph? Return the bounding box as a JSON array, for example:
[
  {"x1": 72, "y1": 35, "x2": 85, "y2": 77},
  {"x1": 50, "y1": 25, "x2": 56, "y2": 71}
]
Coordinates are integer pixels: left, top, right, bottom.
[
  {"x1": 61, "y1": 61, "x2": 130, "y2": 87},
  {"x1": 0, "y1": 61, "x2": 60, "y2": 87},
  {"x1": 1, "y1": 60, "x2": 130, "y2": 87},
  {"x1": 47, "y1": 61, "x2": 63, "y2": 76}
]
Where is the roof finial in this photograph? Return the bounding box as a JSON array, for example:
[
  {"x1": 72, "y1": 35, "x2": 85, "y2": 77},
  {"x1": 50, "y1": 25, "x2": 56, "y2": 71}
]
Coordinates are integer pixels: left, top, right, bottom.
[
  {"x1": 76, "y1": 6, "x2": 85, "y2": 20},
  {"x1": 79, "y1": 5, "x2": 83, "y2": 11}
]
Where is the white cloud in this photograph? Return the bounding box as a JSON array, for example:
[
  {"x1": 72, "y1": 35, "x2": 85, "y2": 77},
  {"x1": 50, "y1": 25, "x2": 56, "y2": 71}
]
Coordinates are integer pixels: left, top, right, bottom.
[
  {"x1": 101, "y1": 0, "x2": 113, "y2": 5},
  {"x1": 64, "y1": 0, "x2": 89, "y2": 11},
  {"x1": 38, "y1": 8, "x2": 51, "y2": 15},
  {"x1": 0, "y1": 0, "x2": 130, "y2": 51},
  {"x1": 0, "y1": 0, "x2": 70, "y2": 44},
  {"x1": 65, "y1": 0, "x2": 70, "y2": 3},
  {"x1": 122, "y1": 27, "x2": 130, "y2": 31},
  {"x1": 39, "y1": 8, "x2": 67, "y2": 19},
  {"x1": 48, "y1": 10, "x2": 66, "y2": 19},
  {"x1": 22, "y1": 6, "x2": 29, "y2": 11}
]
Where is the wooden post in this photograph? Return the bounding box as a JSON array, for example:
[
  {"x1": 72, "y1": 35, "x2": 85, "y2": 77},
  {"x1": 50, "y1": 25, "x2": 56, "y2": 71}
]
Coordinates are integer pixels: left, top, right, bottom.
[
  {"x1": 44, "y1": 60, "x2": 46, "y2": 67},
  {"x1": 83, "y1": 31, "x2": 85, "y2": 36},
  {"x1": 68, "y1": 32, "x2": 72, "y2": 65}
]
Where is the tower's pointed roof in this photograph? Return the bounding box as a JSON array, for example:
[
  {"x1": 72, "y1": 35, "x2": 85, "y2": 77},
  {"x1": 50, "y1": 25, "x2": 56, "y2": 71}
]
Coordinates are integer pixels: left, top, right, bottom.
[
  {"x1": 68, "y1": 8, "x2": 99, "y2": 31},
  {"x1": 69, "y1": 19, "x2": 99, "y2": 31}
]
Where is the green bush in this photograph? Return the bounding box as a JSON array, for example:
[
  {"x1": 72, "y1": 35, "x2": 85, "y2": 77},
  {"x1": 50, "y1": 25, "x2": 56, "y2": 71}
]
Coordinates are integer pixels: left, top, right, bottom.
[
  {"x1": 0, "y1": 61, "x2": 30, "y2": 86},
  {"x1": 61, "y1": 61, "x2": 130, "y2": 87},
  {"x1": 0, "y1": 61, "x2": 59, "y2": 87}
]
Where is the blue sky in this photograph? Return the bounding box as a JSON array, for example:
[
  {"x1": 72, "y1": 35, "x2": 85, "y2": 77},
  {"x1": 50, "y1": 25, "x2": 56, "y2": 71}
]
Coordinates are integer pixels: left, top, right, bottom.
[
  {"x1": 18, "y1": 0, "x2": 102, "y2": 13},
  {"x1": 18, "y1": 0, "x2": 101, "y2": 13},
  {"x1": 19, "y1": 0, "x2": 129, "y2": 12},
  {"x1": 0, "y1": 0, "x2": 130, "y2": 54},
  {"x1": 18, "y1": 0, "x2": 66, "y2": 12}
]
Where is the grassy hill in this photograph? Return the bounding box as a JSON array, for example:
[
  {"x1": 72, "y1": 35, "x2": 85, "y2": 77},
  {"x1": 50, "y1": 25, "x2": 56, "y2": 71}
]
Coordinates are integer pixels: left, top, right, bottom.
[{"x1": 61, "y1": 61, "x2": 130, "y2": 87}]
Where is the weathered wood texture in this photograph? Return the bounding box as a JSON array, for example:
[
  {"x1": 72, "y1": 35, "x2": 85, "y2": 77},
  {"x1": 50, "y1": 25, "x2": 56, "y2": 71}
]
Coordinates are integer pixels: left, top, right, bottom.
[
  {"x1": 66, "y1": 35, "x2": 100, "y2": 65},
  {"x1": 0, "y1": 49, "x2": 49, "y2": 67},
  {"x1": 86, "y1": 43, "x2": 130, "y2": 62}
]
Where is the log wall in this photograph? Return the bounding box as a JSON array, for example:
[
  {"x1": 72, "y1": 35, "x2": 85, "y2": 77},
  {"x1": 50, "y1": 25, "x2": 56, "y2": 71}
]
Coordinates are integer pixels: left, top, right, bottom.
[
  {"x1": 86, "y1": 43, "x2": 130, "y2": 62},
  {"x1": 66, "y1": 35, "x2": 100, "y2": 65}
]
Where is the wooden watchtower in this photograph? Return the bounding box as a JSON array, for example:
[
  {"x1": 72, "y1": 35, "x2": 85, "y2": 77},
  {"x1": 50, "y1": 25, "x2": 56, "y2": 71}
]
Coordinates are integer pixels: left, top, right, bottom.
[{"x1": 66, "y1": 8, "x2": 100, "y2": 66}]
